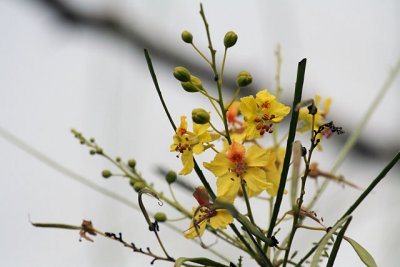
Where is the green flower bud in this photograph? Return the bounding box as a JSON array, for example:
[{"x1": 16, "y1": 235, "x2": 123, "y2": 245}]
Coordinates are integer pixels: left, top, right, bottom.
[
  {"x1": 165, "y1": 170, "x2": 177, "y2": 184},
  {"x1": 102, "y1": 170, "x2": 112, "y2": 178},
  {"x1": 236, "y1": 71, "x2": 253, "y2": 87},
  {"x1": 181, "y1": 31, "x2": 193, "y2": 43},
  {"x1": 89, "y1": 149, "x2": 96, "y2": 155},
  {"x1": 133, "y1": 181, "x2": 146, "y2": 192},
  {"x1": 192, "y1": 108, "x2": 210, "y2": 124},
  {"x1": 154, "y1": 212, "x2": 167, "y2": 222},
  {"x1": 181, "y1": 75, "x2": 203, "y2": 93},
  {"x1": 224, "y1": 31, "x2": 238, "y2": 48},
  {"x1": 173, "y1": 67, "x2": 191, "y2": 82},
  {"x1": 128, "y1": 159, "x2": 136, "y2": 169},
  {"x1": 95, "y1": 147, "x2": 103, "y2": 154},
  {"x1": 307, "y1": 104, "x2": 318, "y2": 115}
]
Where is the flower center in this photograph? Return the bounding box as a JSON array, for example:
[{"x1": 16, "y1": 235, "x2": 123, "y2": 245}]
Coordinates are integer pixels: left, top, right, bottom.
[{"x1": 226, "y1": 142, "x2": 247, "y2": 176}]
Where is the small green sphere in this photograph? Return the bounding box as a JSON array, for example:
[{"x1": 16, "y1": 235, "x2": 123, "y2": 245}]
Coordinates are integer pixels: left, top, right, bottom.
[
  {"x1": 102, "y1": 170, "x2": 112, "y2": 178},
  {"x1": 192, "y1": 108, "x2": 210, "y2": 124},
  {"x1": 95, "y1": 147, "x2": 103, "y2": 154},
  {"x1": 224, "y1": 31, "x2": 238, "y2": 48},
  {"x1": 133, "y1": 181, "x2": 146, "y2": 192},
  {"x1": 181, "y1": 31, "x2": 193, "y2": 43},
  {"x1": 165, "y1": 170, "x2": 177, "y2": 184},
  {"x1": 154, "y1": 212, "x2": 167, "y2": 222},
  {"x1": 128, "y1": 159, "x2": 136, "y2": 169},
  {"x1": 236, "y1": 71, "x2": 253, "y2": 87}
]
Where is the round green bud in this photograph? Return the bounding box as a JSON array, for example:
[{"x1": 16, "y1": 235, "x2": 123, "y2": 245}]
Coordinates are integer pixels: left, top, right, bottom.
[
  {"x1": 95, "y1": 147, "x2": 103, "y2": 154},
  {"x1": 165, "y1": 170, "x2": 177, "y2": 184},
  {"x1": 89, "y1": 138, "x2": 95, "y2": 143},
  {"x1": 181, "y1": 31, "x2": 193, "y2": 43},
  {"x1": 116, "y1": 157, "x2": 121, "y2": 162},
  {"x1": 173, "y1": 67, "x2": 191, "y2": 82},
  {"x1": 133, "y1": 181, "x2": 146, "y2": 192},
  {"x1": 128, "y1": 159, "x2": 136, "y2": 169},
  {"x1": 224, "y1": 31, "x2": 238, "y2": 48},
  {"x1": 154, "y1": 212, "x2": 167, "y2": 222},
  {"x1": 102, "y1": 170, "x2": 112, "y2": 178},
  {"x1": 89, "y1": 150, "x2": 96, "y2": 155},
  {"x1": 236, "y1": 71, "x2": 253, "y2": 87},
  {"x1": 181, "y1": 75, "x2": 204, "y2": 93},
  {"x1": 192, "y1": 108, "x2": 210, "y2": 124}
]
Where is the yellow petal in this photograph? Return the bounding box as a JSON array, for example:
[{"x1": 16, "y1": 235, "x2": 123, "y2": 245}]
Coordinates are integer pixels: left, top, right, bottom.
[
  {"x1": 184, "y1": 218, "x2": 207, "y2": 239},
  {"x1": 256, "y1": 89, "x2": 276, "y2": 104},
  {"x1": 177, "y1": 116, "x2": 188, "y2": 135},
  {"x1": 216, "y1": 173, "x2": 240, "y2": 203},
  {"x1": 209, "y1": 210, "x2": 233, "y2": 229},
  {"x1": 179, "y1": 151, "x2": 194, "y2": 175},
  {"x1": 244, "y1": 168, "x2": 271, "y2": 192},
  {"x1": 246, "y1": 145, "x2": 271, "y2": 167},
  {"x1": 239, "y1": 96, "x2": 257, "y2": 119},
  {"x1": 269, "y1": 101, "x2": 291, "y2": 123},
  {"x1": 192, "y1": 143, "x2": 204, "y2": 155},
  {"x1": 203, "y1": 153, "x2": 232, "y2": 177}
]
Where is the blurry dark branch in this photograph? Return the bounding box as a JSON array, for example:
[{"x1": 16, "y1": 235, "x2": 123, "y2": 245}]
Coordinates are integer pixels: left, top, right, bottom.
[{"x1": 32, "y1": 0, "x2": 399, "y2": 159}]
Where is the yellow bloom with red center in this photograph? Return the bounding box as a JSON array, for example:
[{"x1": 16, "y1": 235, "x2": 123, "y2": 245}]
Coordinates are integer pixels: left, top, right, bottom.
[
  {"x1": 239, "y1": 90, "x2": 290, "y2": 140},
  {"x1": 171, "y1": 116, "x2": 219, "y2": 175},
  {"x1": 204, "y1": 142, "x2": 274, "y2": 202},
  {"x1": 184, "y1": 187, "x2": 233, "y2": 239}
]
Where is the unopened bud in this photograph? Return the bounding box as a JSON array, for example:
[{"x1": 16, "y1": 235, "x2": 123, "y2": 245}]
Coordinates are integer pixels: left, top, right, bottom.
[
  {"x1": 173, "y1": 67, "x2": 191, "y2": 82},
  {"x1": 154, "y1": 212, "x2": 167, "y2": 222},
  {"x1": 165, "y1": 170, "x2": 177, "y2": 184},
  {"x1": 236, "y1": 71, "x2": 252, "y2": 87},
  {"x1": 133, "y1": 181, "x2": 146, "y2": 192},
  {"x1": 102, "y1": 170, "x2": 112, "y2": 178},
  {"x1": 128, "y1": 159, "x2": 136, "y2": 169},
  {"x1": 181, "y1": 31, "x2": 193, "y2": 44},
  {"x1": 192, "y1": 108, "x2": 210, "y2": 124},
  {"x1": 224, "y1": 31, "x2": 238, "y2": 48},
  {"x1": 307, "y1": 104, "x2": 318, "y2": 115},
  {"x1": 181, "y1": 75, "x2": 203, "y2": 93}
]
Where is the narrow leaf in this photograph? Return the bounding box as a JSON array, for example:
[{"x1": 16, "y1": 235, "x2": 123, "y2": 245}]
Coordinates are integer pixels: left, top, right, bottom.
[
  {"x1": 310, "y1": 215, "x2": 351, "y2": 267},
  {"x1": 326, "y1": 216, "x2": 352, "y2": 266},
  {"x1": 344, "y1": 236, "x2": 377, "y2": 267}
]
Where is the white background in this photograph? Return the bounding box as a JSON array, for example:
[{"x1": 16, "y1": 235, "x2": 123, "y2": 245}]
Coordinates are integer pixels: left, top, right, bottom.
[{"x1": 1, "y1": 0, "x2": 399, "y2": 266}]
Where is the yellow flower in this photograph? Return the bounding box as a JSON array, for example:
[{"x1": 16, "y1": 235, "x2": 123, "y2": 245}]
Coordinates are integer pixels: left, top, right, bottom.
[
  {"x1": 171, "y1": 116, "x2": 219, "y2": 175},
  {"x1": 184, "y1": 207, "x2": 233, "y2": 239},
  {"x1": 298, "y1": 95, "x2": 332, "y2": 133},
  {"x1": 239, "y1": 90, "x2": 290, "y2": 140},
  {"x1": 204, "y1": 142, "x2": 274, "y2": 202},
  {"x1": 184, "y1": 187, "x2": 233, "y2": 239},
  {"x1": 298, "y1": 96, "x2": 332, "y2": 149}
]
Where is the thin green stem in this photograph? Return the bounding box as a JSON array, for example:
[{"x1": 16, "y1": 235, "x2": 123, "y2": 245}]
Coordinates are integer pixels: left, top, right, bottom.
[
  {"x1": 267, "y1": 59, "x2": 306, "y2": 241},
  {"x1": 240, "y1": 179, "x2": 255, "y2": 225},
  {"x1": 191, "y1": 43, "x2": 213, "y2": 67},
  {"x1": 220, "y1": 48, "x2": 228, "y2": 87},
  {"x1": 209, "y1": 121, "x2": 228, "y2": 138},
  {"x1": 168, "y1": 184, "x2": 178, "y2": 203}
]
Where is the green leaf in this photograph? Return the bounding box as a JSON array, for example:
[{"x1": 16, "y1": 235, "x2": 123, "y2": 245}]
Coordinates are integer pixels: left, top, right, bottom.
[
  {"x1": 310, "y1": 215, "x2": 351, "y2": 267},
  {"x1": 326, "y1": 216, "x2": 352, "y2": 267},
  {"x1": 344, "y1": 236, "x2": 377, "y2": 267},
  {"x1": 174, "y1": 257, "x2": 228, "y2": 267}
]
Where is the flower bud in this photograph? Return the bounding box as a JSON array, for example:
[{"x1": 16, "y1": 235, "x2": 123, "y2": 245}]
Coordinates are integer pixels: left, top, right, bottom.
[
  {"x1": 128, "y1": 159, "x2": 136, "y2": 169},
  {"x1": 173, "y1": 67, "x2": 191, "y2": 82},
  {"x1": 102, "y1": 170, "x2": 112, "y2": 178},
  {"x1": 307, "y1": 104, "x2": 318, "y2": 115},
  {"x1": 165, "y1": 170, "x2": 177, "y2": 184},
  {"x1": 133, "y1": 181, "x2": 146, "y2": 192},
  {"x1": 181, "y1": 31, "x2": 193, "y2": 43},
  {"x1": 192, "y1": 108, "x2": 210, "y2": 124},
  {"x1": 154, "y1": 212, "x2": 167, "y2": 222},
  {"x1": 224, "y1": 31, "x2": 238, "y2": 48},
  {"x1": 181, "y1": 75, "x2": 203, "y2": 93},
  {"x1": 236, "y1": 71, "x2": 253, "y2": 87}
]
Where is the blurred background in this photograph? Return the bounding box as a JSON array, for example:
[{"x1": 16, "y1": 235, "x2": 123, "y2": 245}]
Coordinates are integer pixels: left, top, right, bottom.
[{"x1": 0, "y1": 0, "x2": 399, "y2": 266}]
